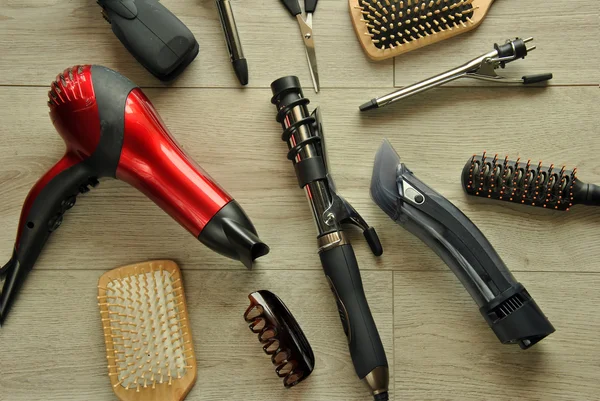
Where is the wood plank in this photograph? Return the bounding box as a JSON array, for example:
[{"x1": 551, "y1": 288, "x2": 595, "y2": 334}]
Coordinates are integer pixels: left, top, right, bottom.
[
  {"x1": 0, "y1": 269, "x2": 393, "y2": 401},
  {"x1": 393, "y1": 271, "x2": 600, "y2": 400},
  {"x1": 0, "y1": 0, "x2": 393, "y2": 88},
  {"x1": 393, "y1": 0, "x2": 600, "y2": 86},
  {"x1": 0, "y1": 86, "x2": 597, "y2": 273}
]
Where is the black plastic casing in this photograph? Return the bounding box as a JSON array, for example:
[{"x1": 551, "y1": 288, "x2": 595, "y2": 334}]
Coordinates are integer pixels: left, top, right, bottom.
[
  {"x1": 480, "y1": 284, "x2": 555, "y2": 349},
  {"x1": 320, "y1": 244, "x2": 388, "y2": 378},
  {"x1": 99, "y1": 0, "x2": 199, "y2": 81},
  {"x1": 199, "y1": 201, "x2": 270, "y2": 269},
  {"x1": 370, "y1": 140, "x2": 555, "y2": 349}
]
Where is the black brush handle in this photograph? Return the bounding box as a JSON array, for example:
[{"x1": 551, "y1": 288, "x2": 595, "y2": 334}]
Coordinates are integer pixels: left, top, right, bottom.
[
  {"x1": 99, "y1": 0, "x2": 198, "y2": 81},
  {"x1": 574, "y1": 182, "x2": 600, "y2": 206},
  {"x1": 320, "y1": 244, "x2": 388, "y2": 383}
]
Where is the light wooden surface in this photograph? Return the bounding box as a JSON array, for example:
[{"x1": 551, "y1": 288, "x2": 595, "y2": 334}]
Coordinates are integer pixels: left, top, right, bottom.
[{"x1": 0, "y1": 1, "x2": 598, "y2": 400}]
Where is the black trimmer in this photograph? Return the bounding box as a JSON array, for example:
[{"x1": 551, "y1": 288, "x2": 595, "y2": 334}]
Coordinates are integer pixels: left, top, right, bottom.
[{"x1": 370, "y1": 140, "x2": 555, "y2": 349}]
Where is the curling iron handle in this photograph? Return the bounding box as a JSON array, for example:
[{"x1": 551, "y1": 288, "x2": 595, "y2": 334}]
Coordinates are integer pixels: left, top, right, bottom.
[{"x1": 320, "y1": 244, "x2": 389, "y2": 391}]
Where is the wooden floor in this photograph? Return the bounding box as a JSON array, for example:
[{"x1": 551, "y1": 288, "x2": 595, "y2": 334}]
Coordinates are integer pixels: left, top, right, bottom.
[{"x1": 0, "y1": 1, "x2": 598, "y2": 400}]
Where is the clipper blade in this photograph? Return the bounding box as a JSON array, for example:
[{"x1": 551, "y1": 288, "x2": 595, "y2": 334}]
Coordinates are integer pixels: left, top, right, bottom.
[{"x1": 370, "y1": 139, "x2": 404, "y2": 220}]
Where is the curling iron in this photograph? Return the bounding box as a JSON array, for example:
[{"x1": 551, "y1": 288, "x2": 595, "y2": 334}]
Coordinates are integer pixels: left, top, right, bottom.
[
  {"x1": 271, "y1": 76, "x2": 389, "y2": 401},
  {"x1": 360, "y1": 37, "x2": 553, "y2": 111},
  {"x1": 0, "y1": 65, "x2": 268, "y2": 326},
  {"x1": 370, "y1": 140, "x2": 555, "y2": 349}
]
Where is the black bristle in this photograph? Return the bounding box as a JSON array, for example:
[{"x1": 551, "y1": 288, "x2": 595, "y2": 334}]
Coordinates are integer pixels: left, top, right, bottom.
[
  {"x1": 462, "y1": 153, "x2": 577, "y2": 211},
  {"x1": 358, "y1": 0, "x2": 475, "y2": 50}
]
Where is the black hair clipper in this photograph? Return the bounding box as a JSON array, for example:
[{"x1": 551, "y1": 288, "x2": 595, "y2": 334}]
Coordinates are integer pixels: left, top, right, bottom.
[
  {"x1": 370, "y1": 140, "x2": 555, "y2": 349},
  {"x1": 98, "y1": 0, "x2": 199, "y2": 81}
]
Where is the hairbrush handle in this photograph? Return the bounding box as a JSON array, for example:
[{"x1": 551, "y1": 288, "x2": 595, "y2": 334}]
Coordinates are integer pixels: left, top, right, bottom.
[
  {"x1": 98, "y1": 0, "x2": 198, "y2": 81},
  {"x1": 320, "y1": 242, "x2": 389, "y2": 398},
  {"x1": 573, "y1": 183, "x2": 600, "y2": 206}
]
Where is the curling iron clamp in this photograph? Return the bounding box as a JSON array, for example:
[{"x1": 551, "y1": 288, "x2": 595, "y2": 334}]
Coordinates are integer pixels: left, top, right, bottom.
[
  {"x1": 360, "y1": 37, "x2": 553, "y2": 111},
  {"x1": 271, "y1": 77, "x2": 389, "y2": 401}
]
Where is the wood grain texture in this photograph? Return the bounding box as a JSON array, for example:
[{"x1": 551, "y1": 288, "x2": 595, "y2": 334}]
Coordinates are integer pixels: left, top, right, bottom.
[
  {"x1": 0, "y1": 269, "x2": 393, "y2": 401},
  {"x1": 0, "y1": 86, "x2": 597, "y2": 272},
  {"x1": 393, "y1": 271, "x2": 600, "y2": 401},
  {"x1": 0, "y1": 1, "x2": 598, "y2": 400},
  {"x1": 393, "y1": 0, "x2": 600, "y2": 86},
  {"x1": 0, "y1": 0, "x2": 392, "y2": 88}
]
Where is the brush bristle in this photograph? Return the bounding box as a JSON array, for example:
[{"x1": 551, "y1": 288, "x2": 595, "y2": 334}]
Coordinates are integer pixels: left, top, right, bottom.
[
  {"x1": 463, "y1": 152, "x2": 577, "y2": 211},
  {"x1": 99, "y1": 263, "x2": 194, "y2": 392},
  {"x1": 356, "y1": 0, "x2": 476, "y2": 50}
]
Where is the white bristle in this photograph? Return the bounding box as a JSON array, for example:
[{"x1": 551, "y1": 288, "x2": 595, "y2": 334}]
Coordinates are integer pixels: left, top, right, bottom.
[{"x1": 102, "y1": 266, "x2": 189, "y2": 391}]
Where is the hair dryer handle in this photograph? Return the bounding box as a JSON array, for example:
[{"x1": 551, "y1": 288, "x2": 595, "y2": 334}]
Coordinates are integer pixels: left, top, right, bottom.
[{"x1": 0, "y1": 153, "x2": 95, "y2": 325}]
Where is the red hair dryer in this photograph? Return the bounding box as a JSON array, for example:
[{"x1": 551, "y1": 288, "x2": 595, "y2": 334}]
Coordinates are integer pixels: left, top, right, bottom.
[{"x1": 0, "y1": 65, "x2": 269, "y2": 325}]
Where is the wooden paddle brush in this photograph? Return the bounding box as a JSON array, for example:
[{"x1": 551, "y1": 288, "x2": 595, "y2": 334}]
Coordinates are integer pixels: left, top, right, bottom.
[
  {"x1": 98, "y1": 260, "x2": 197, "y2": 401},
  {"x1": 349, "y1": 0, "x2": 495, "y2": 60}
]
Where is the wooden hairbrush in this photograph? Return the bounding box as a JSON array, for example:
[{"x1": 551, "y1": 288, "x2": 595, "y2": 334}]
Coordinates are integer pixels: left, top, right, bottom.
[
  {"x1": 349, "y1": 0, "x2": 495, "y2": 60},
  {"x1": 98, "y1": 260, "x2": 197, "y2": 401}
]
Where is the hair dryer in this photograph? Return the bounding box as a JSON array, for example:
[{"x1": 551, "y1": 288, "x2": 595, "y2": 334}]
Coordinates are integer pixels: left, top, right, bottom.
[{"x1": 0, "y1": 65, "x2": 269, "y2": 326}]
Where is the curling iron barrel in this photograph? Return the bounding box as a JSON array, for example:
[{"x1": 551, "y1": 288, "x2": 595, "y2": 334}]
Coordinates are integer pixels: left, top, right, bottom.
[
  {"x1": 360, "y1": 37, "x2": 553, "y2": 111},
  {"x1": 271, "y1": 76, "x2": 389, "y2": 401}
]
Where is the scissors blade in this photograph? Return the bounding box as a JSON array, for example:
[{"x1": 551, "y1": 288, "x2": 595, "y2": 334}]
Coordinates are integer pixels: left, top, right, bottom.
[{"x1": 296, "y1": 15, "x2": 320, "y2": 92}]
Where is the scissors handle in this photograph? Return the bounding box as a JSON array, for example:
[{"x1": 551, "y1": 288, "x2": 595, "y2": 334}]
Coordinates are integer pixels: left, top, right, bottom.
[
  {"x1": 305, "y1": 0, "x2": 318, "y2": 13},
  {"x1": 281, "y1": 0, "x2": 301, "y2": 16}
]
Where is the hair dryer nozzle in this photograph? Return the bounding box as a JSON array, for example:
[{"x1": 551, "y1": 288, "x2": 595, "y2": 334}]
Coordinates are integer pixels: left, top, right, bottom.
[
  {"x1": 199, "y1": 201, "x2": 269, "y2": 269},
  {"x1": 370, "y1": 139, "x2": 406, "y2": 221}
]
